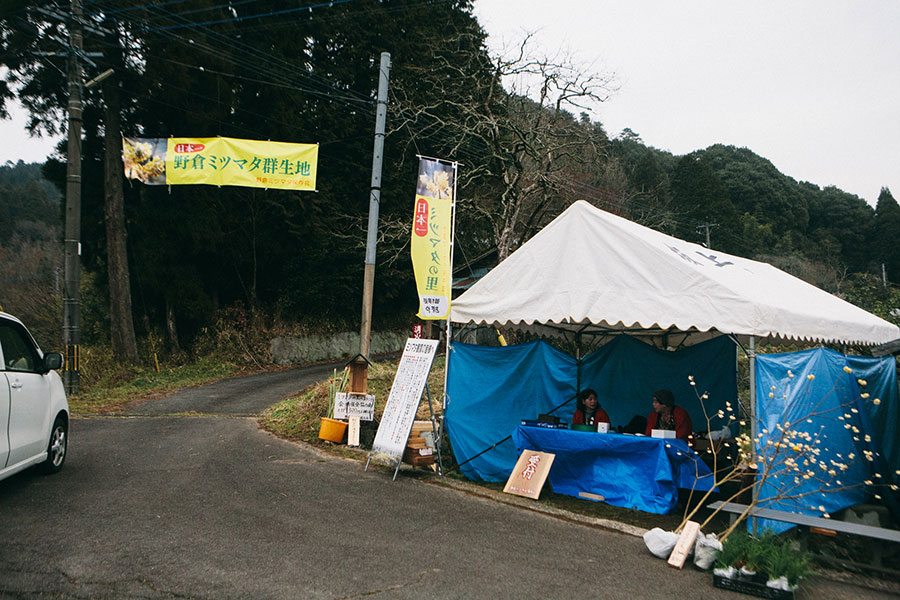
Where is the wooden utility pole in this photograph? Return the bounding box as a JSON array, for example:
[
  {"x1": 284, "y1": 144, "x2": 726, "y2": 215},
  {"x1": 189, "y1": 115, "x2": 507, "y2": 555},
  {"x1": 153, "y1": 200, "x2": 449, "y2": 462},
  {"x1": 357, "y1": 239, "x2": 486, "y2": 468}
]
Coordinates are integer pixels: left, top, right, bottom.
[
  {"x1": 696, "y1": 222, "x2": 717, "y2": 249},
  {"x1": 359, "y1": 52, "x2": 391, "y2": 358},
  {"x1": 63, "y1": 0, "x2": 84, "y2": 394}
]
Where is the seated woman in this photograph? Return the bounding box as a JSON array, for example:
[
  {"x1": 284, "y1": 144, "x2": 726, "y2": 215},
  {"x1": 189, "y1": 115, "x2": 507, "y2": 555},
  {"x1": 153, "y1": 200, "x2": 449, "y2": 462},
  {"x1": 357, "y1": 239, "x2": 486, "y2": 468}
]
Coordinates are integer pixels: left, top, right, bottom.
[
  {"x1": 645, "y1": 389, "x2": 693, "y2": 441},
  {"x1": 572, "y1": 388, "x2": 610, "y2": 427}
]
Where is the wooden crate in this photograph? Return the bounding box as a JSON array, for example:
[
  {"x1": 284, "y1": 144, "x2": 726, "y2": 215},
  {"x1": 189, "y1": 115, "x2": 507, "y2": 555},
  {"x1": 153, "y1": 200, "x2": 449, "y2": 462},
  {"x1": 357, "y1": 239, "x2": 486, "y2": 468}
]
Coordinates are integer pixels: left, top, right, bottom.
[{"x1": 403, "y1": 446, "x2": 435, "y2": 466}]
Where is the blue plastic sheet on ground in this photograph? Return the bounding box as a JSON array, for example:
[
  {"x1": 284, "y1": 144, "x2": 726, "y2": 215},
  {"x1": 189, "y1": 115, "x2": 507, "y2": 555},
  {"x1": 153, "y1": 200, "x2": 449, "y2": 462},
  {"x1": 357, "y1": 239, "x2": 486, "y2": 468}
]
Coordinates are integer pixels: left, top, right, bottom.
[
  {"x1": 445, "y1": 335, "x2": 735, "y2": 483},
  {"x1": 753, "y1": 348, "x2": 899, "y2": 533}
]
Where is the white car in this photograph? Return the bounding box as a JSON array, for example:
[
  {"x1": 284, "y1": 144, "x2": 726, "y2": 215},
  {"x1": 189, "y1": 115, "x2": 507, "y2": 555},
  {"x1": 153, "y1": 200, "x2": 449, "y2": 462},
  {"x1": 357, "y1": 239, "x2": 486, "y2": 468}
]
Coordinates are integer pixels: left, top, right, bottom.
[{"x1": 0, "y1": 312, "x2": 69, "y2": 482}]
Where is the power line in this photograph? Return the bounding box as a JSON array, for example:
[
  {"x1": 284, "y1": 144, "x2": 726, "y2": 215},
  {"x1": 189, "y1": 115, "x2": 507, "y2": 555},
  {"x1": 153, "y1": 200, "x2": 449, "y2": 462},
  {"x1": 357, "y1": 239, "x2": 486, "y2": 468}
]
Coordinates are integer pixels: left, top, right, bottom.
[{"x1": 145, "y1": 0, "x2": 356, "y2": 32}]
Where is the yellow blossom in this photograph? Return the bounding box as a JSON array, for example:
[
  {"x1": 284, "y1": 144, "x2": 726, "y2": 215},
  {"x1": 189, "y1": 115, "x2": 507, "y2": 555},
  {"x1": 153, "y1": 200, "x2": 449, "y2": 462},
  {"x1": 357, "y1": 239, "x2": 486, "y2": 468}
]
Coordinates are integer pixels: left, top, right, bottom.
[
  {"x1": 857, "y1": 379, "x2": 867, "y2": 386},
  {"x1": 807, "y1": 374, "x2": 815, "y2": 381},
  {"x1": 874, "y1": 398, "x2": 881, "y2": 406},
  {"x1": 843, "y1": 366, "x2": 853, "y2": 373}
]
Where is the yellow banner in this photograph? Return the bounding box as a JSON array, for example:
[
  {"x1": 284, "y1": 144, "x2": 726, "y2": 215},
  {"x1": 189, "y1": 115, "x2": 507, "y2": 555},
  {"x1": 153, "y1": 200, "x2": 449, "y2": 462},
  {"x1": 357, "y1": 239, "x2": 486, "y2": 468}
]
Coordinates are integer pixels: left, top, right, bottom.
[
  {"x1": 123, "y1": 136, "x2": 318, "y2": 191},
  {"x1": 411, "y1": 158, "x2": 455, "y2": 320}
]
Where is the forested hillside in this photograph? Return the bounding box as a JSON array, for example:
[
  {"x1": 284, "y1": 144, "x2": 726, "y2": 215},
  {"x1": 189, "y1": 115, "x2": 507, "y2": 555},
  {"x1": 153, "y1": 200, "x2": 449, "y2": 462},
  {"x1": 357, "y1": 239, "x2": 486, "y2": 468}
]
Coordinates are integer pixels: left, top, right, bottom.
[
  {"x1": 0, "y1": 160, "x2": 62, "y2": 346},
  {"x1": 1, "y1": 1, "x2": 898, "y2": 361}
]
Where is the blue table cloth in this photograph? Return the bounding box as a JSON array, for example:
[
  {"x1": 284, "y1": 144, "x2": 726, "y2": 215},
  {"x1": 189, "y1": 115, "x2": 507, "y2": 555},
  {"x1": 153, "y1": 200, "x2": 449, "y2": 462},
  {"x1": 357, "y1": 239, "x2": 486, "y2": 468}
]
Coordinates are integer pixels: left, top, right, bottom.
[{"x1": 512, "y1": 426, "x2": 717, "y2": 514}]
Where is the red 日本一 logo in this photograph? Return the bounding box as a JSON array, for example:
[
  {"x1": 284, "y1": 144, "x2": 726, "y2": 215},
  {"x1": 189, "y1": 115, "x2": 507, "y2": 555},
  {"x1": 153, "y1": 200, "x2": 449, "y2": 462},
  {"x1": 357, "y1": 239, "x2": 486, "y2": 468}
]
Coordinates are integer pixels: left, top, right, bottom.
[{"x1": 414, "y1": 198, "x2": 428, "y2": 237}]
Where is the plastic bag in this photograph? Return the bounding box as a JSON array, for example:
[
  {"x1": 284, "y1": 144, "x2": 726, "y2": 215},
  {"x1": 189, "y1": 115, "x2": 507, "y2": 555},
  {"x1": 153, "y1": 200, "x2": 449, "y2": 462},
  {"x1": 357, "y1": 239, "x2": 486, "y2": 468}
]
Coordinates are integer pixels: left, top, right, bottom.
[
  {"x1": 766, "y1": 576, "x2": 793, "y2": 591},
  {"x1": 693, "y1": 531, "x2": 722, "y2": 570},
  {"x1": 643, "y1": 527, "x2": 679, "y2": 559}
]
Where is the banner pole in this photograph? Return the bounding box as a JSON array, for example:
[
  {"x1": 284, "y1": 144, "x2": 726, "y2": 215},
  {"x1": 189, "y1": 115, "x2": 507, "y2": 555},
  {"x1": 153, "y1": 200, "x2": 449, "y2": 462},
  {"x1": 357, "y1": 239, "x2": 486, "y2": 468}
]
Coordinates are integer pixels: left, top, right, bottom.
[
  {"x1": 443, "y1": 160, "x2": 459, "y2": 407},
  {"x1": 439, "y1": 161, "x2": 459, "y2": 475}
]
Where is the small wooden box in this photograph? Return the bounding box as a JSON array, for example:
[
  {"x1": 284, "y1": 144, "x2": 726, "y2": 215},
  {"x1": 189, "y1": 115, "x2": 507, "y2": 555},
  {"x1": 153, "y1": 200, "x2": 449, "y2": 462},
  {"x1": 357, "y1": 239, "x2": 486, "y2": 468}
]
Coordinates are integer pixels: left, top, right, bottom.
[{"x1": 402, "y1": 446, "x2": 435, "y2": 466}]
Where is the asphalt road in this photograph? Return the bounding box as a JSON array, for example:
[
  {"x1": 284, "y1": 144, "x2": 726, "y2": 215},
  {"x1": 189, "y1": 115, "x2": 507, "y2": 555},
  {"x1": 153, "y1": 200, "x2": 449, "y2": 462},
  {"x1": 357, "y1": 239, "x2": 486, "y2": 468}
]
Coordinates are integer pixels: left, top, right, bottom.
[{"x1": 0, "y1": 366, "x2": 895, "y2": 599}]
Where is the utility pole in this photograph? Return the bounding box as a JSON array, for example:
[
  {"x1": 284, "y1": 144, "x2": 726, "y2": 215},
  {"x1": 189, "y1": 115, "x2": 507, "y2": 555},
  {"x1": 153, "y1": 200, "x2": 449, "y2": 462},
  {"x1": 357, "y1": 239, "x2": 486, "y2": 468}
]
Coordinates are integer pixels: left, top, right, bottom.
[
  {"x1": 696, "y1": 222, "x2": 717, "y2": 249},
  {"x1": 63, "y1": 0, "x2": 84, "y2": 394},
  {"x1": 359, "y1": 52, "x2": 391, "y2": 358}
]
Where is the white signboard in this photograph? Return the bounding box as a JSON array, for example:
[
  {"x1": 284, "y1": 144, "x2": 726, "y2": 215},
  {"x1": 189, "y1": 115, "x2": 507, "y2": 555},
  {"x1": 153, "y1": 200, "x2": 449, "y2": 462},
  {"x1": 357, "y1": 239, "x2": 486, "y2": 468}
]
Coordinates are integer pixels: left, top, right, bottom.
[
  {"x1": 333, "y1": 392, "x2": 375, "y2": 421},
  {"x1": 369, "y1": 338, "x2": 439, "y2": 466}
]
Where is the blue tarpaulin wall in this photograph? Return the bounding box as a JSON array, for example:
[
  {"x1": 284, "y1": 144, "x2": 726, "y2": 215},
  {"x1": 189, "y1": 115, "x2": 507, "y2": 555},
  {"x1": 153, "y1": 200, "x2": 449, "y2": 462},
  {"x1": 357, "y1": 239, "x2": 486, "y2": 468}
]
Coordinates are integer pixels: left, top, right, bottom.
[
  {"x1": 445, "y1": 335, "x2": 736, "y2": 482},
  {"x1": 754, "y1": 348, "x2": 899, "y2": 533}
]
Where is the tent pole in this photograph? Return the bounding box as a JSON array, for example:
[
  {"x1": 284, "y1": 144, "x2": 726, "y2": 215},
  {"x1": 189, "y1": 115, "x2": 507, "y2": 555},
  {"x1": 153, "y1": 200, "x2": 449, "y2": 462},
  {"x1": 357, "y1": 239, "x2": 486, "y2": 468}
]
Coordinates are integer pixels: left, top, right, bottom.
[
  {"x1": 576, "y1": 332, "x2": 582, "y2": 396},
  {"x1": 749, "y1": 335, "x2": 758, "y2": 534}
]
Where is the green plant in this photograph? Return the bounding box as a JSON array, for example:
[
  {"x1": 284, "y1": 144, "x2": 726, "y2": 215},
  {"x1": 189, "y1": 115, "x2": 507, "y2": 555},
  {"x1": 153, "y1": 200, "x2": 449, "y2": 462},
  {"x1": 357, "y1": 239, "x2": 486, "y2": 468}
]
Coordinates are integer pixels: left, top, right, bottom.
[
  {"x1": 744, "y1": 531, "x2": 779, "y2": 572},
  {"x1": 765, "y1": 539, "x2": 811, "y2": 585},
  {"x1": 716, "y1": 530, "x2": 751, "y2": 570}
]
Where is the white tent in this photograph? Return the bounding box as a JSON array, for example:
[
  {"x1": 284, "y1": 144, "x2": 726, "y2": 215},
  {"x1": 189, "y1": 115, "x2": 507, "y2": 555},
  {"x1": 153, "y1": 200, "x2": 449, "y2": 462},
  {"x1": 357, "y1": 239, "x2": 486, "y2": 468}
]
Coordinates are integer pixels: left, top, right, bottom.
[{"x1": 450, "y1": 200, "x2": 899, "y2": 347}]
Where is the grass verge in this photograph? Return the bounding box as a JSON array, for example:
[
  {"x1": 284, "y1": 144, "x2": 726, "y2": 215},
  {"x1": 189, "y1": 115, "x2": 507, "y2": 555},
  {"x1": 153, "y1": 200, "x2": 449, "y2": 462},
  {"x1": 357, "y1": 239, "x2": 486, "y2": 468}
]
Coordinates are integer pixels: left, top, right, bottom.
[{"x1": 68, "y1": 356, "x2": 248, "y2": 414}]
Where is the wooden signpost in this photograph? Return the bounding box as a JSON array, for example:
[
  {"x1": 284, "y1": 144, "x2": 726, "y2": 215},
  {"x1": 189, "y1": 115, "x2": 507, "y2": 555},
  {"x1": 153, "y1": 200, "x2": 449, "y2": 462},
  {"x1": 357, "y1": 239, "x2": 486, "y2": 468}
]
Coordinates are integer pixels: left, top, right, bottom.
[{"x1": 366, "y1": 338, "x2": 440, "y2": 480}]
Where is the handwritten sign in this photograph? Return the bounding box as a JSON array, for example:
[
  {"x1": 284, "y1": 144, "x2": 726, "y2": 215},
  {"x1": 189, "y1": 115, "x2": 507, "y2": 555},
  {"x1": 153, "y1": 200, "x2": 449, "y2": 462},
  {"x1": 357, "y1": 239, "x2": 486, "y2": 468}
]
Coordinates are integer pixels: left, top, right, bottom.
[
  {"x1": 333, "y1": 392, "x2": 375, "y2": 421},
  {"x1": 503, "y1": 450, "x2": 555, "y2": 500},
  {"x1": 368, "y1": 339, "x2": 439, "y2": 466},
  {"x1": 668, "y1": 521, "x2": 700, "y2": 569}
]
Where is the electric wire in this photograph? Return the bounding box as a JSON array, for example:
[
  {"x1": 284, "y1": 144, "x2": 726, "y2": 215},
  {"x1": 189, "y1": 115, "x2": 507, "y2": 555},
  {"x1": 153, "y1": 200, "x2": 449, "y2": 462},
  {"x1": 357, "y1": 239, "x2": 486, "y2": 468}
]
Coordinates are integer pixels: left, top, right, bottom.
[
  {"x1": 146, "y1": 0, "x2": 356, "y2": 32},
  {"x1": 82, "y1": 1, "x2": 376, "y2": 108}
]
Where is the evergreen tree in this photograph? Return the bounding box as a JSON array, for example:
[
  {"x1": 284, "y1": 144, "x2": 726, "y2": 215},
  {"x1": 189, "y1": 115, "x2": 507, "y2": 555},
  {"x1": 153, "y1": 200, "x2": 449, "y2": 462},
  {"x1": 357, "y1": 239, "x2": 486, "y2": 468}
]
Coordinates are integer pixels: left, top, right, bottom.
[
  {"x1": 669, "y1": 153, "x2": 740, "y2": 252},
  {"x1": 873, "y1": 187, "x2": 900, "y2": 283}
]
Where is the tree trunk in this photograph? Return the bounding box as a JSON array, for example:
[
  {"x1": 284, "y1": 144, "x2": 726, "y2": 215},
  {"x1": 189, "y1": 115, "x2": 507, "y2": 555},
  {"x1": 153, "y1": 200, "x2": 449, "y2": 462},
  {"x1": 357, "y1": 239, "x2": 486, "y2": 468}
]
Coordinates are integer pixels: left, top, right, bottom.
[
  {"x1": 165, "y1": 299, "x2": 180, "y2": 353},
  {"x1": 103, "y1": 42, "x2": 139, "y2": 364}
]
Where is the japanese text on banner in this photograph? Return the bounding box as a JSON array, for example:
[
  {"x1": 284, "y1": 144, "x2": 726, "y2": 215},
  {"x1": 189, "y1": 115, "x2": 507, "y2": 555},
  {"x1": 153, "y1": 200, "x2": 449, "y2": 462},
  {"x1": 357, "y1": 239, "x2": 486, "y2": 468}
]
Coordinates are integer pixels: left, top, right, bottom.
[
  {"x1": 122, "y1": 136, "x2": 318, "y2": 191},
  {"x1": 411, "y1": 158, "x2": 454, "y2": 320}
]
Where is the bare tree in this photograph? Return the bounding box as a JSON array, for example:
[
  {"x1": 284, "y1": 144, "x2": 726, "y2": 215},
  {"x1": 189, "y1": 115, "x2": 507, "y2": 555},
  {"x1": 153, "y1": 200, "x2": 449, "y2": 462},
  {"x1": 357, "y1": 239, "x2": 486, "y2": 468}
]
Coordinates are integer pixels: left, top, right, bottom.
[{"x1": 392, "y1": 33, "x2": 617, "y2": 261}]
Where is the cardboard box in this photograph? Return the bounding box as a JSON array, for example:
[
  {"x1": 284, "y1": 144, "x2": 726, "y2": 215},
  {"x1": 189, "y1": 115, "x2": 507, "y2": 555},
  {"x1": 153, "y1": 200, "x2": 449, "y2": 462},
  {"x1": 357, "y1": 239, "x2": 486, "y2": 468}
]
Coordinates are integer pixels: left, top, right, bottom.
[{"x1": 651, "y1": 429, "x2": 676, "y2": 439}]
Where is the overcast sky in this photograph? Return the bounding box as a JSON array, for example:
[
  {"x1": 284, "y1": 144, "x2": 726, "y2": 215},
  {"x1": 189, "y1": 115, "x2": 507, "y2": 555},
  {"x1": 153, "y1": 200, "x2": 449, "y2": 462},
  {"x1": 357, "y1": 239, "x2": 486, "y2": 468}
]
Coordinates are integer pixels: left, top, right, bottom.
[
  {"x1": 3, "y1": 1, "x2": 898, "y2": 206},
  {"x1": 473, "y1": 0, "x2": 900, "y2": 206}
]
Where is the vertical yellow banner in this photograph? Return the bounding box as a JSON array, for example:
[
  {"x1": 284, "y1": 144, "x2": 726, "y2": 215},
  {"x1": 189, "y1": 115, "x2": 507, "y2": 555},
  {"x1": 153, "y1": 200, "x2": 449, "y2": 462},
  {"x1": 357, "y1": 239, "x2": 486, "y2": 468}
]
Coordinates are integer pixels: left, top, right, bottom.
[{"x1": 411, "y1": 158, "x2": 455, "y2": 319}]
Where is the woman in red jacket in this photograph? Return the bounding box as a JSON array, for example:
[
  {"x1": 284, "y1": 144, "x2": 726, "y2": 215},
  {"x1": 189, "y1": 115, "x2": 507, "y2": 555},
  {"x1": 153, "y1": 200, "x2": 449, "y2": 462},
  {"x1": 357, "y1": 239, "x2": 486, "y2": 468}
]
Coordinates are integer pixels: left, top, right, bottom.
[
  {"x1": 572, "y1": 388, "x2": 610, "y2": 427},
  {"x1": 645, "y1": 388, "x2": 692, "y2": 441}
]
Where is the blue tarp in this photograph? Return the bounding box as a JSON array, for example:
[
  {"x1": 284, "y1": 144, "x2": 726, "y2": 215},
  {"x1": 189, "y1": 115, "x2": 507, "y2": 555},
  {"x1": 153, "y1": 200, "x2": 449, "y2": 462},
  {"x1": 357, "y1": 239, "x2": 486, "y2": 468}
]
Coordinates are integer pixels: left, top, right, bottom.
[
  {"x1": 445, "y1": 335, "x2": 736, "y2": 482},
  {"x1": 512, "y1": 426, "x2": 716, "y2": 514},
  {"x1": 754, "y1": 348, "x2": 899, "y2": 533}
]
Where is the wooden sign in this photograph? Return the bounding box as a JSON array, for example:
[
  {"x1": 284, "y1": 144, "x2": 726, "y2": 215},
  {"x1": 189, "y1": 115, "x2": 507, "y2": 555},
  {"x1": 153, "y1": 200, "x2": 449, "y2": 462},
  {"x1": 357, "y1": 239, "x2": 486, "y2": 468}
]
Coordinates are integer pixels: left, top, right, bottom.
[
  {"x1": 368, "y1": 339, "x2": 439, "y2": 468},
  {"x1": 667, "y1": 520, "x2": 701, "y2": 568},
  {"x1": 503, "y1": 450, "x2": 555, "y2": 500},
  {"x1": 348, "y1": 416, "x2": 360, "y2": 447}
]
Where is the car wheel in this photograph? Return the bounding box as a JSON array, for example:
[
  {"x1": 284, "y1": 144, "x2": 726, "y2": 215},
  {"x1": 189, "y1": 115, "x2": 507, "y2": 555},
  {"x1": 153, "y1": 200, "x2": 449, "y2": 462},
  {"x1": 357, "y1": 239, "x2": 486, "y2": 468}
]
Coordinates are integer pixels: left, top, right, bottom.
[{"x1": 41, "y1": 417, "x2": 67, "y2": 474}]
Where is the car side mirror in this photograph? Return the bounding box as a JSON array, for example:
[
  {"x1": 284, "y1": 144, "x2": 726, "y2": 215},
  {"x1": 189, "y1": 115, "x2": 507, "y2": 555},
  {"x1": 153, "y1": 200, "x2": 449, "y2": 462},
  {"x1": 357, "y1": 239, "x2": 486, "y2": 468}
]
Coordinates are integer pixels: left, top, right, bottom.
[{"x1": 43, "y1": 352, "x2": 63, "y2": 373}]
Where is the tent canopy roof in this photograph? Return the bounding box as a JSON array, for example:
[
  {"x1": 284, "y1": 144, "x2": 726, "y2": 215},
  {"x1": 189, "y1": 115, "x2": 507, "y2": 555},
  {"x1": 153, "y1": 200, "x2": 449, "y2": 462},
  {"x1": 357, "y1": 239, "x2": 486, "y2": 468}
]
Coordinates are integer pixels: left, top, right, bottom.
[{"x1": 449, "y1": 201, "x2": 899, "y2": 347}]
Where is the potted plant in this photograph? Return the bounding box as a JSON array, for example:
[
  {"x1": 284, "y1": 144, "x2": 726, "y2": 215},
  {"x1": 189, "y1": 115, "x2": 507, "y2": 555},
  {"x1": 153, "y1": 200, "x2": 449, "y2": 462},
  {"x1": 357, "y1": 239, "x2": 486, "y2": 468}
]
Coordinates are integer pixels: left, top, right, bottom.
[
  {"x1": 763, "y1": 539, "x2": 811, "y2": 593},
  {"x1": 713, "y1": 531, "x2": 808, "y2": 599},
  {"x1": 318, "y1": 367, "x2": 350, "y2": 443}
]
